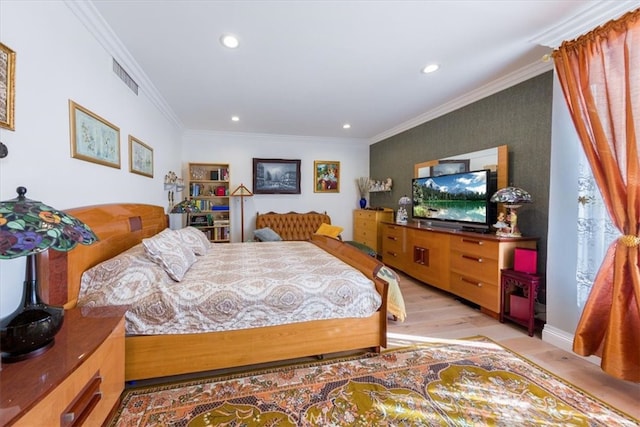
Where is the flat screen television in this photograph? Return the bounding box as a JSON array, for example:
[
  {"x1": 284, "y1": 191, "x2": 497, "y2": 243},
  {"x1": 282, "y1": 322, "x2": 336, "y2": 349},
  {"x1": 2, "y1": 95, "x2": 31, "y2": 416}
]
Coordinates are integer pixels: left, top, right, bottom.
[{"x1": 412, "y1": 169, "x2": 495, "y2": 232}]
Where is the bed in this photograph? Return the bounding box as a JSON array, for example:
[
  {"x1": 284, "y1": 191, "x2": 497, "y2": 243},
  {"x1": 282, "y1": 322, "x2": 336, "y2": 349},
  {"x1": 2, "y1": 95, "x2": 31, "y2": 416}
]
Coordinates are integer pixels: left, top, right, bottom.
[{"x1": 38, "y1": 203, "x2": 388, "y2": 381}]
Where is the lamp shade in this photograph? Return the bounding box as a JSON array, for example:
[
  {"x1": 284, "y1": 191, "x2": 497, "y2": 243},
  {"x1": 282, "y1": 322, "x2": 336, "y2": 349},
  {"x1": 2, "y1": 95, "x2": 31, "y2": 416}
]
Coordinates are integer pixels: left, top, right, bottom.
[
  {"x1": 398, "y1": 196, "x2": 411, "y2": 206},
  {"x1": 0, "y1": 186, "x2": 98, "y2": 361},
  {"x1": 0, "y1": 187, "x2": 97, "y2": 258},
  {"x1": 490, "y1": 186, "x2": 532, "y2": 206},
  {"x1": 170, "y1": 198, "x2": 201, "y2": 214}
]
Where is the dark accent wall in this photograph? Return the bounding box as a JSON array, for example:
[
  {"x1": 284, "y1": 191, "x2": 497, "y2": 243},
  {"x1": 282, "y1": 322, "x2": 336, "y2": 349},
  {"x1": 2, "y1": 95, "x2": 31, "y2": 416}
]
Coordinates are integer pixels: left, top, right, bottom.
[{"x1": 370, "y1": 71, "x2": 553, "y2": 293}]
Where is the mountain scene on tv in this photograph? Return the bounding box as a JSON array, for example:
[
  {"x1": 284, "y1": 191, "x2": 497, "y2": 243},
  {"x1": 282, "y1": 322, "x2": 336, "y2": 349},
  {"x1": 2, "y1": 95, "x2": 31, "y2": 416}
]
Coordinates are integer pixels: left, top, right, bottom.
[{"x1": 413, "y1": 171, "x2": 488, "y2": 223}]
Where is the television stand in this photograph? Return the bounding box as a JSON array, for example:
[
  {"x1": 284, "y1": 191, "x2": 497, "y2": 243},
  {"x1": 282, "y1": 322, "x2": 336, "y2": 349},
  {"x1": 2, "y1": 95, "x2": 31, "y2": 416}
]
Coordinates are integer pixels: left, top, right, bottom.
[{"x1": 381, "y1": 221, "x2": 538, "y2": 315}]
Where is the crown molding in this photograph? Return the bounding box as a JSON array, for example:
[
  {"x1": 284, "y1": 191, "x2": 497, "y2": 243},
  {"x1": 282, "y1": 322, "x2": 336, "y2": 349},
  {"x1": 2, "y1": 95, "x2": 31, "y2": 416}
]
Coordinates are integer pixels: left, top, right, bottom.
[
  {"x1": 370, "y1": 0, "x2": 640, "y2": 144},
  {"x1": 63, "y1": 0, "x2": 183, "y2": 130},
  {"x1": 531, "y1": 0, "x2": 640, "y2": 48},
  {"x1": 183, "y1": 129, "x2": 369, "y2": 145},
  {"x1": 370, "y1": 59, "x2": 553, "y2": 144}
]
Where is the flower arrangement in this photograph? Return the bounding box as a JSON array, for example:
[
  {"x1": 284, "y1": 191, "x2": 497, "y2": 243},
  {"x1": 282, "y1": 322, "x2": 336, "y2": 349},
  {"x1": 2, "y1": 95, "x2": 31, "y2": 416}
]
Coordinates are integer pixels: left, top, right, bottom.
[{"x1": 357, "y1": 177, "x2": 370, "y2": 199}]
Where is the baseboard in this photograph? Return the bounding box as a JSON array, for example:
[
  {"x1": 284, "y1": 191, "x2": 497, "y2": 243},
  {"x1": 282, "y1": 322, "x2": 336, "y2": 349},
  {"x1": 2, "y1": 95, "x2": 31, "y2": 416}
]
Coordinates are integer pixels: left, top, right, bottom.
[{"x1": 541, "y1": 324, "x2": 602, "y2": 366}]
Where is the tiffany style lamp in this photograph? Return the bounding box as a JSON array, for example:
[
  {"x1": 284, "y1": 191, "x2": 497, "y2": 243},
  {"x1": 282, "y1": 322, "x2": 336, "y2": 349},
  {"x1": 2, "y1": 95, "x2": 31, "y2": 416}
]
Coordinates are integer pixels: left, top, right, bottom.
[
  {"x1": 0, "y1": 186, "x2": 98, "y2": 361},
  {"x1": 490, "y1": 186, "x2": 532, "y2": 237}
]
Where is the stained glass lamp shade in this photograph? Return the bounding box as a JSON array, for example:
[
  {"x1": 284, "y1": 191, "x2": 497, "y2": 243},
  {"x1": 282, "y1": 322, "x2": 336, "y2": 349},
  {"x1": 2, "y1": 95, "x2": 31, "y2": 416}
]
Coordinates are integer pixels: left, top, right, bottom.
[
  {"x1": 0, "y1": 187, "x2": 98, "y2": 361},
  {"x1": 170, "y1": 198, "x2": 201, "y2": 214},
  {"x1": 489, "y1": 186, "x2": 532, "y2": 237}
]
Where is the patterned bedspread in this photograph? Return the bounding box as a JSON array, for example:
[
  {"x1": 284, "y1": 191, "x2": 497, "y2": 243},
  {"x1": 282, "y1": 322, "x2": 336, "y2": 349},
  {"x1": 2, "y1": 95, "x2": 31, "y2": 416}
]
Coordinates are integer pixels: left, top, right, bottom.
[{"x1": 77, "y1": 241, "x2": 382, "y2": 335}]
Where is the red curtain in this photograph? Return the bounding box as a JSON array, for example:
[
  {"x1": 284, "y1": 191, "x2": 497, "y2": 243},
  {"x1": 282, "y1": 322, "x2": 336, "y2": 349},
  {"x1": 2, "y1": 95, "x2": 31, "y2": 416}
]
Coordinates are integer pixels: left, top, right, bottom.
[{"x1": 553, "y1": 9, "x2": 639, "y2": 381}]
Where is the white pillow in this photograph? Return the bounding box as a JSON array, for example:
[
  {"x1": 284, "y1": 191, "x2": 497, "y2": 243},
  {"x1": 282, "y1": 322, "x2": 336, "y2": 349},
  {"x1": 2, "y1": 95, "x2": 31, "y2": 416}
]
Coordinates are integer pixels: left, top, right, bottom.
[
  {"x1": 175, "y1": 226, "x2": 211, "y2": 255},
  {"x1": 143, "y1": 229, "x2": 197, "y2": 281}
]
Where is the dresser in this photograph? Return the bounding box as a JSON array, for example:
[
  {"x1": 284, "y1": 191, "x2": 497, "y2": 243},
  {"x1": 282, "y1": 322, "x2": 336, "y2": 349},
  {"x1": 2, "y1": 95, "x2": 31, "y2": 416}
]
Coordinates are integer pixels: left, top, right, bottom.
[
  {"x1": 381, "y1": 222, "x2": 537, "y2": 316},
  {"x1": 1, "y1": 306, "x2": 126, "y2": 426},
  {"x1": 353, "y1": 208, "x2": 394, "y2": 254}
]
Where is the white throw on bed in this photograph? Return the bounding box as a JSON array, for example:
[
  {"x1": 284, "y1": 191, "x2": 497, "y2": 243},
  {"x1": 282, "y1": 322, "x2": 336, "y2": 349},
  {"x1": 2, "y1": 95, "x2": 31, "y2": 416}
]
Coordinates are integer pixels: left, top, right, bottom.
[{"x1": 77, "y1": 238, "x2": 382, "y2": 336}]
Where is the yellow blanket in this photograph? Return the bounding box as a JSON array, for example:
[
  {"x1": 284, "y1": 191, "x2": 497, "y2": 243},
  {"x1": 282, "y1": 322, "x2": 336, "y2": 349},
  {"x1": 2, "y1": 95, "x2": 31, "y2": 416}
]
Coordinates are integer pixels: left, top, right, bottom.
[{"x1": 376, "y1": 266, "x2": 407, "y2": 322}]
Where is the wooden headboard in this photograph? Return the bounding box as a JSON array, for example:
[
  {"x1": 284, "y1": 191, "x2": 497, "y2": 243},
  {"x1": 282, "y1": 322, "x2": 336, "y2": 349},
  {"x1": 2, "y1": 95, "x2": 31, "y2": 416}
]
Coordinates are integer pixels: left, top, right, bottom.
[{"x1": 38, "y1": 204, "x2": 167, "y2": 309}]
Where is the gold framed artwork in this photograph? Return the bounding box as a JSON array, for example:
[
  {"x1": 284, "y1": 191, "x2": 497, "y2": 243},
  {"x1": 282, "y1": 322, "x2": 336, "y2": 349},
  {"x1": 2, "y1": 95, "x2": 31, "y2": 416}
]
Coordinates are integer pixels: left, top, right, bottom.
[
  {"x1": 69, "y1": 100, "x2": 120, "y2": 169},
  {"x1": 0, "y1": 42, "x2": 16, "y2": 130},
  {"x1": 314, "y1": 160, "x2": 340, "y2": 193},
  {"x1": 128, "y1": 135, "x2": 153, "y2": 178}
]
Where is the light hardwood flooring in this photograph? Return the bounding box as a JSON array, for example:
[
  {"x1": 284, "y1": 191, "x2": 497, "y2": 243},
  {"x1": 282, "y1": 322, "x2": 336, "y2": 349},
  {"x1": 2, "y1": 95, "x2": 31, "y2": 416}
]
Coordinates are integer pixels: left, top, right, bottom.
[{"x1": 388, "y1": 271, "x2": 640, "y2": 419}]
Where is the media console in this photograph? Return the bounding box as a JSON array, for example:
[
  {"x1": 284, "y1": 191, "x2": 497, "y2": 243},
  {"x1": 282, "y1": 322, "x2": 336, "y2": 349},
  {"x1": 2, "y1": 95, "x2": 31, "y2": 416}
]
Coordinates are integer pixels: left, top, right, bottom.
[{"x1": 381, "y1": 221, "x2": 538, "y2": 316}]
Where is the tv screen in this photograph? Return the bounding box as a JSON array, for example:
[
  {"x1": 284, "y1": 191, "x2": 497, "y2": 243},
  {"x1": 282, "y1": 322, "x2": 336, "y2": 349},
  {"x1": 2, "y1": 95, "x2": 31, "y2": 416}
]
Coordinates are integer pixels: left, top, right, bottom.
[{"x1": 412, "y1": 169, "x2": 493, "y2": 230}]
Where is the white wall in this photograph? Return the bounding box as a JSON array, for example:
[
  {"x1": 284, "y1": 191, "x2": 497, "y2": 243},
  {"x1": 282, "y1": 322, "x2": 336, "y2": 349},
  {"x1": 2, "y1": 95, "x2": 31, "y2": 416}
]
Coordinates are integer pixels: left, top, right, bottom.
[
  {"x1": 182, "y1": 130, "x2": 371, "y2": 243},
  {"x1": 0, "y1": 1, "x2": 183, "y2": 316},
  {"x1": 543, "y1": 71, "x2": 586, "y2": 353},
  {"x1": 0, "y1": 1, "x2": 371, "y2": 318}
]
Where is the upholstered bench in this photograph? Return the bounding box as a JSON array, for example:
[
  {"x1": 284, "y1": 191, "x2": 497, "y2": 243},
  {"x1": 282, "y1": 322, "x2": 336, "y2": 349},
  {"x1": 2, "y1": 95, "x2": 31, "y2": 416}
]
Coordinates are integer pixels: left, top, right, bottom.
[{"x1": 255, "y1": 211, "x2": 334, "y2": 241}]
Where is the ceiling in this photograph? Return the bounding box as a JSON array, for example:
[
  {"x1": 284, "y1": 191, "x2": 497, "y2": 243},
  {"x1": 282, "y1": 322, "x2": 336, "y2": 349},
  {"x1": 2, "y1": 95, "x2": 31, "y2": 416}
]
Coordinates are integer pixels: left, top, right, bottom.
[{"x1": 85, "y1": 0, "x2": 638, "y2": 142}]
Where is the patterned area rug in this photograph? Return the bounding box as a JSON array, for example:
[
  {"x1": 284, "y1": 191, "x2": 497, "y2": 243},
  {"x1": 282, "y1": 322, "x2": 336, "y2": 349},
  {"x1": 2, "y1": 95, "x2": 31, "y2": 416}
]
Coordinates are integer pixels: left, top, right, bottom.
[{"x1": 109, "y1": 336, "x2": 638, "y2": 426}]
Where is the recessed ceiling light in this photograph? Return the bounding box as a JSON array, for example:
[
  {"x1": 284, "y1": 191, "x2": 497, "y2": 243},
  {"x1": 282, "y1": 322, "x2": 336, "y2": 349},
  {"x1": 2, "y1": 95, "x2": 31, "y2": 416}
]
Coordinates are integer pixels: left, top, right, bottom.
[
  {"x1": 343, "y1": 123, "x2": 351, "y2": 129},
  {"x1": 421, "y1": 64, "x2": 439, "y2": 74},
  {"x1": 231, "y1": 116, "x2": 240, "y2": 122},
  {"x1": 220, "y1": 34, "x2": 239, "y2": 49}
]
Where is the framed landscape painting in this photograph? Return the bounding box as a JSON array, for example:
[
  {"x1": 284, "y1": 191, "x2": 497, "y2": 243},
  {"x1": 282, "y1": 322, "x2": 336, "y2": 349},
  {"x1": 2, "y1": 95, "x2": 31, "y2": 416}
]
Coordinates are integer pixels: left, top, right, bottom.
[
  {"x1": 128, "y1": 135, "x2": 153, "y2": 178},
  {"x1": 69, "y1": 100, "x2": 120, "y2": 169},
  {"x1": 253, "y1": 158, "x2": 301, "y2": 194},
  {"x1": 314, "y1": 160, "x2": 340, "y2": 193}
]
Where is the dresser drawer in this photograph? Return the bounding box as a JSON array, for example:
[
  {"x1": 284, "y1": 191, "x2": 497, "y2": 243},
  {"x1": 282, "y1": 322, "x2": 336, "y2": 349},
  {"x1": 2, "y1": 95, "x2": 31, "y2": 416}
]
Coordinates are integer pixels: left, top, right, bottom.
[
  {"x1": 354, "y1": 230, "x2": 376, "y2": 249},
  {"x1": 450, "y1": 250, "x2": 499, "y2": 285},
  {"x1": 354, "y1": 210, "x2": 376, "y2": 221},
  {"x1": 382, "y1": 223, "x2": 404, "y2": 239},
  {"x1": 450, "y1": 272, "x2": 500, "y2": 312},
  {"x1": 450, "y1": 235, "x2": 498, "y2": 260},
  {"x1": 355, "y1": 218, "x2": 377, "y2": 234}
]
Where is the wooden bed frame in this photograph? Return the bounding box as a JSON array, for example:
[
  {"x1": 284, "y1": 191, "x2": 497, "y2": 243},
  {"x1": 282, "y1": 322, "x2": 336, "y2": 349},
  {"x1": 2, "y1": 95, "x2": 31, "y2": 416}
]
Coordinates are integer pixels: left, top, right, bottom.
[{"x1": 38, "y1": 203, "x2": 388, "y2": 381}]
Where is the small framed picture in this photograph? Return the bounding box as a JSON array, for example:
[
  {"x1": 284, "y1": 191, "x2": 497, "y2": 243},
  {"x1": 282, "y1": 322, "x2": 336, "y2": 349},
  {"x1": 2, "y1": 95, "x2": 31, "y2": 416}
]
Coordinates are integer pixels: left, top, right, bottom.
[
  {"x1": 69, "y1": 100, "x2": 120, "y2": 168},
  {"x1": 314, "y1": 160, "x2": 340, "y2": 193},
  {"x1": 253, "y1": 158, "x2": 301, "y2": 194},
  {"x1": 128, "y1": 135, "x2": 153, "y2": 178},
  {"x1": 430, "y1": 159, "x2": 470, "y2": 177},
  {"x1": 0, "y1": 42, "x2": 16, "y2": 130}
]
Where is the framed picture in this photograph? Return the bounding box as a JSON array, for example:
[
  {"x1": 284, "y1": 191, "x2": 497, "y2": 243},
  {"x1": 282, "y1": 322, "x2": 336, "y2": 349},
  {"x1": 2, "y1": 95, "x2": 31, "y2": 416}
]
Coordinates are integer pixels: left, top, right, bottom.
[
  {"x1": 0, "y1": 42, "x2": 16, "y2": 130},
  {"x1": 253, "y1": 158, "x2": 301, "y2": 194},
  {"x1": 314, "y1": 160, "x2": 340, "y2": 193},
  {"x1": 128, "y1": 135, "x2": 153, "y2": 178},
  {"x1": 430, "y1": 159, "x2": 470, "y2": 177},
  {"x1": 69, "y1": 100, "x2": 120, "y2": 168}
]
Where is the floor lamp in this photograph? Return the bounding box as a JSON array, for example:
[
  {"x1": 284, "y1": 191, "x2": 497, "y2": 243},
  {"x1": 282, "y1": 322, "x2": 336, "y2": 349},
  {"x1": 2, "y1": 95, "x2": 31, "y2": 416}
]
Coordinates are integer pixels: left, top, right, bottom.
[{"x1": 230, "y1": 183, "x2": 253, "y2": 242}]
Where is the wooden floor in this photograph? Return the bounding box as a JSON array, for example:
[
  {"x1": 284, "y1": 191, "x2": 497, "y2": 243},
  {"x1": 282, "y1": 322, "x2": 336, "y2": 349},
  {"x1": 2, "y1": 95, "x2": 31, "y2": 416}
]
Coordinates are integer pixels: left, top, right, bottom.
[{"x1": 388, "y1": 271, "x2": 640, "y2": 419}]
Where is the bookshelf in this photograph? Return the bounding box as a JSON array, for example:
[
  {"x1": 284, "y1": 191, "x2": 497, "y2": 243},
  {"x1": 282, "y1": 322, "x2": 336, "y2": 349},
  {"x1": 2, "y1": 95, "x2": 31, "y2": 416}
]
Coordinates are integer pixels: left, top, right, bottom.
[{"x1": 186, "y1": 162, "x2": 230, "y2": 243}]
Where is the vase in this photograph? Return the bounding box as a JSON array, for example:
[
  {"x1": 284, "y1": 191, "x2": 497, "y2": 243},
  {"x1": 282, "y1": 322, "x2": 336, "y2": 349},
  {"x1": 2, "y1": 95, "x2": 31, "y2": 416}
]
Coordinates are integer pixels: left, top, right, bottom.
[{"x1": 359, "y1": 198, "x2": 367, "y2": 209}]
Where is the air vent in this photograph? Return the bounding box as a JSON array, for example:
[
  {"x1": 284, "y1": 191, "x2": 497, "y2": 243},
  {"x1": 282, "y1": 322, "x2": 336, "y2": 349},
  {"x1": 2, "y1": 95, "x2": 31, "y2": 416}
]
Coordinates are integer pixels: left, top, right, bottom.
[{"x1": 112, "y1": 59, "x2": 138, "y2": 95}]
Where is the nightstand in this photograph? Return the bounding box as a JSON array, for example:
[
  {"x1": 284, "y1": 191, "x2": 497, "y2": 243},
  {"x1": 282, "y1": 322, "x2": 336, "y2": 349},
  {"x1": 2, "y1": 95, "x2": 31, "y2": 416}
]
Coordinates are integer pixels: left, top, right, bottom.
[
  {"x1": 500, "y1": 269, "x2": 542, "y2": 336},
  {"x1": 1, "y1": 306, "x2": 126, "y2": 426}
]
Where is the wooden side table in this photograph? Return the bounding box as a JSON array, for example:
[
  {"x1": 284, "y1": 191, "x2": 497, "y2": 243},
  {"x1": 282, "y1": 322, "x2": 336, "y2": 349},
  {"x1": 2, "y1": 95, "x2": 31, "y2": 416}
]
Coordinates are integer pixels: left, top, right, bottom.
[
  {"x1": 500, "y1": 269, "x2": 542, "y2": 336},
  {"x1": 0, "y1": 306, "x2": 126, "y2": 426}
]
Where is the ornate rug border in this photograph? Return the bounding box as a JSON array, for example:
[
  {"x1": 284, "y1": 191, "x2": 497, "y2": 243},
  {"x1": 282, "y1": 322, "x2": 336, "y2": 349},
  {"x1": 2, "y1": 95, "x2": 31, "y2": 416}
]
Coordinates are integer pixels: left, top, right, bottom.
[{"x1": 111, "y1": 335, "x2": 638, "y2": 424}]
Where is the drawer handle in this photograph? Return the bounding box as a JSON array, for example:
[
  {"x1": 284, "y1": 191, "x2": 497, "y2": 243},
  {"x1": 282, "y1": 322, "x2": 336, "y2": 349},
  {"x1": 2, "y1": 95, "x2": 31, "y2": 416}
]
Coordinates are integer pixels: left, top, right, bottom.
[
  {"x1": 386, "y1": 236, "x2": 398, "y2": 241},
  {"x1": 461, "y1": 277, "x2": 482, "y2": 287},
  {"x1": 462, "y1": 254, "x2": 483, "y2": 263},
  {"x1": 462, "y1": 238, "x2": 483, "y2": 245},
  {"x1": 386, "y1": 251, "x2": 398, "y2": 257},
  {"x1": 61, "y1": 373, "x2": 103, "y2": 427}
]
